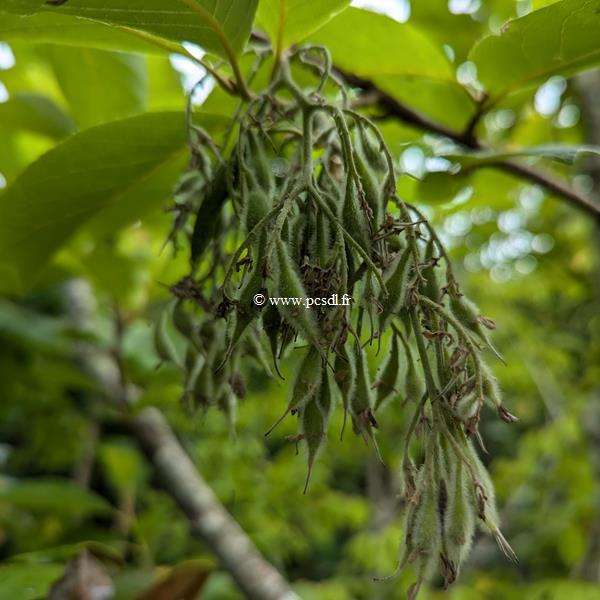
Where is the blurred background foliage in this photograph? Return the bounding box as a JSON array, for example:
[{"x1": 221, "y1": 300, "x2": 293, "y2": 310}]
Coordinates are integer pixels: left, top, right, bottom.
[{"x1": 1, "y1": 0, "x2": 600, "y2": 598}]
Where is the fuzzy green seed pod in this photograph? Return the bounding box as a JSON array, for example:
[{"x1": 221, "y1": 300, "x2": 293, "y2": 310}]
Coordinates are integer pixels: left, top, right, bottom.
[
  {"x1": 172, "y1": 299, "x2": 201, "y2": 351},
  {"x1": 192, "y1": 362, "x2": 215, "y2": 412},
  {"x1": 379, "y1": 246, "x2": 412, "y2": 331},
  {"x1": 334, "y1": 344, "x2": 357, "y2": 433},
  {"x1": 357, "y1": 124, "x2": 387, "y2": 173},
  {"x1": 219, "y1": 267, "x2": 265, "y2": 370},
  {"x1": 262, "y1": 305, "x2": 283, "y2": 379},
  {"x1": 354, "y1": 146, "x2": 383, "y2": 227},
  {"x1": 246, "y1": 129, "x2": 274, "y2": 194},
  {"x1": 154, "y1": 306, "x2": 180, "y2": 367},
  {"x1": 420, "y1": 238, "x2": 441, "y2": 303},
  {"x1": 452, "y1": 391, "x2": 480, "y2": 424},
  {"x1": 480, "y1": 362, "x2": 518, "y2": 423},
  {"x1": 274, "y1": 237, "x2": 320, "y2": 346},
  {"x1": 449, "y1": 293, "x2": 504, "y2": 362},
  {"x1": 300, "y1": 372, "x2": 333, "y2": 493},
  {"x1": 374, "y1": 334, "x2": 401, "y2": 411},
  {"x1": 244, "y1": 331, "x2": 274, "y2": 378},
  {"x1": 466, "y1": 441, "x2": 517, "y2": 562},
  {"x1": 266, "y1": 345, "x2": 323, "y2": 435},
  {"x1": 409, "y1": 447, "x2": 442, "y2": 581},
  {"x1": 316, "y1": 208, "x2": 331, "y2": 266},
  {"x1": 243, "y1": 188, "x2": 271, "y2": 235},
  {"x1": 342, "y1": 179, "x2": 371, "y2": 254},
  {"x1": 217, "y1": 385, "x2": 237, "y2": 438},
  {"x1": 442, "y1": 451, "x2": 475, "y2": 585},
  {"x1": 350, "y1": 347, "x2": 382, "y2": 460},
  {"x1": 182, "y1": 351, "x2": 205, "y2": 411},
  {"x1": 403, "y1": 340, "x2": 425, "y2": 403},
  {"x1": 351, "y1": 346, "x2": 374, "y2": 415}
]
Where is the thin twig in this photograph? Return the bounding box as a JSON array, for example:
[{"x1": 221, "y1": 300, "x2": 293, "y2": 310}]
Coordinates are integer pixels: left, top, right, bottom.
[{"x1": 335, "y1": 68, "x2": 600, "y2": 219}]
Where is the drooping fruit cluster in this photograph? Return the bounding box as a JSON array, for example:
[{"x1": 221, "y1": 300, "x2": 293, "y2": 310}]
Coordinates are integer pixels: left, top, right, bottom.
[{"x1": 155, "y1": 46, "x2": 518, "y2": 594}]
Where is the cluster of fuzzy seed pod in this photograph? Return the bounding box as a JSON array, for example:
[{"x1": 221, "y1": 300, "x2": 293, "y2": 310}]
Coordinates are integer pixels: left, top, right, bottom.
[{"x1": 156, "y1": 46, "x2": 518, "y2": 596}]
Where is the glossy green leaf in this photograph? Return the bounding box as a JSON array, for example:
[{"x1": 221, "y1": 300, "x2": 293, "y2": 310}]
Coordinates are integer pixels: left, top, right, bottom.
[
  {"x1": 0, "y1": 92, "x2": 75, "y2": 139},
  {"x1": 47, "y1": 46, "x2": 148, "y2": 128},
  {"x1": 0, "y1": 11, "x2": 164, "y2": 53},
  {"x1": 0, "y1": 477, "x2": 112, "y2": 516},
  {"x1": 0, "y1": 563, "x2": 63, "y2": 600},
  {"x1": 307, "y1": 7, "x2": 474, "y2": 129},
  {"x1": 309, "y1": 7, "x2": 454, "y2": 81},
  {"x1": 470, "y1": 0, "x2": 600, "y2": 100},
  {"x1": 0, "y1": 0, "x2": 258, "y2": 57},
  {"x1": 257, "y1": 0, "x2": 350, "y2": 47},
  {"x1": 0, "y1": 112, "x2": 189, "y2": 293}
]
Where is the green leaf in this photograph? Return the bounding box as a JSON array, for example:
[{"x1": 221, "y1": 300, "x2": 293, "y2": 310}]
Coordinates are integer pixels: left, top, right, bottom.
[
  {"x1": 0, "y1": 92, "x2": 75, "y2": 139},
  {"x1": 0, "y1": 112, "x2": 189, "y2": 294},
  {"x1": 307, "y1": 7, "x2": 475, "y2": 129},
  {"x1": 46, "y1": 46, "x2": 148, "y2": 128},
  {"x1": 0, "y1": 11, "x2": 164, "y2": 53},
  {"x1": 0, "y1": 298, "x2": 75, "y2": 353},
  {"x1": 470, "y1": 0, "x2": 600, "y2": 101},
  {"x1": 257, "y1": 0, "x2": 350, "y2": 47},
  {"x1": 309, "y1": 7, "x2": 454, "y2": 81},
  {"x1": 0, "y1": 563, "x2": 63, "y2": 600},
  {"x1": 0, "y1": 477, "x2": 113, "y2": 516},
  {"x1": 419, "y1": 171, "x2": 468, "y2": 203},
  {"x1": 0, "y1": 0, "x2": 258, "y2": 57}
]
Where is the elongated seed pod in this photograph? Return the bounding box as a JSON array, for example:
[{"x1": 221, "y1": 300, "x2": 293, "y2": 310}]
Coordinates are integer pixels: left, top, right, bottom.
[
  {"x1": 351, "y1": 346, "x2": 373, "y2": 415},
  {"x1": 217, "y1": 385, "x2": 237, "y2": 438},
  {"x1": 466, "y1": 441, "x2": 517, "y2": 562},
  {"x1": 316, "y1": 208, "x2": 331, "y2": 266},
  {"x1": 218, "y1": 266, "x2": 265, "y2": 369},
  {"x1": 154, "y1": 306, "x2": 180, "y2": 367},
  {"x1": 354, "y1": 147, "x2": 383, "y2": 227},
  {"x1": 262, "y1": 305, "x2": 283, "y2": 379},
  {"x1": 246, "y1": 129, "x2": 274, "y2": 194},
  {"x1": 374, "y1": 334, "x2": 402, "y2": 410},
  {"x1": 449, "y1": 293, "x2": 504, "y2": 361},
  {"x1": 182, "y1": 351, "x2": 206, "y2": 411},
  {"x1": 379, "y1": 246, "x2": 412, "y2": 331},
  {"x1": 452, "y1": 391, "x2": 480, "y2": 423},
  {"x1": 342, "y1": 178, "x2": 370, "y2": 253},
  {"x1": 480, "y1": 362, "x2": 518, "y2": 422},
  {"x1": 300, "y1": 372, "x2": 333, "y2": 493},
  {"x1": 420, "y1": 238, "x2": 441, "y2": 303},
  {"x1": 266, "y1": 345, "x2": 322, "y2": 435},
  {"x1": 350, "y1": 347, "x2": 382, "y2": 460},
  {"x1": 243, "y1": 188, "x2": 271, "y2": 235},
  {"x1": 274, "y1": 237, "x2": 320, "y2": 346},
  {"x1": 403, "y1": 338, "x2": 425, "y2": 403},
  {"x1": 357, "y1": 123, "x2": 387, "y2": 173},
  {"x1": 334, "y1": 344, "x2": 357, "y2": 429},
  {"x1": 442, "y1": 447, "x2": 475, "y2": 582},
  {"x1": 192, "y1": 362, "x2": 215, "y2": 412}
]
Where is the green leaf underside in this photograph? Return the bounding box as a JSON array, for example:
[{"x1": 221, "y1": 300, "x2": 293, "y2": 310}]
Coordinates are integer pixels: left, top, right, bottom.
[
  {"x1": 0, "y1": 93, "x2": 76, "y2": 139},
  {"x1": 307, "y1": 7, "x2": 475, "y2": 128},
  {"x1": 0, "y1": 563, "x2": 63, "y2": 600},
  {"x1": 0, "y1": 11, "x2": 166, "y2": 53},
  {"x1": 309, "y1": 7, "x2": 455, "y2": 81},
  {"x1": 258, "y1": 0, "x2": 350, "y2": 46},
  {"x1": 470, "y1": 0, "x2": 600, "y2": 100},
  {"x1": 0, "y1": 477, "x2": 112, "y2": 515},
  {"x1": 47, "y1": 46, "x2": 148, "y2": 129},
  {"x1": 0, "y1": 112, "x2": 190, "y2": 293},
  {"x1": 0, "y1": 0, "x2": 259, "y2": 57}
]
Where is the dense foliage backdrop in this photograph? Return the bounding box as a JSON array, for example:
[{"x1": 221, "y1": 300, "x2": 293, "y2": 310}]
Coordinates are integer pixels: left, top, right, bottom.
[{"x1": 0, "y1": 1, "x2": 599, "y2": 599}]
